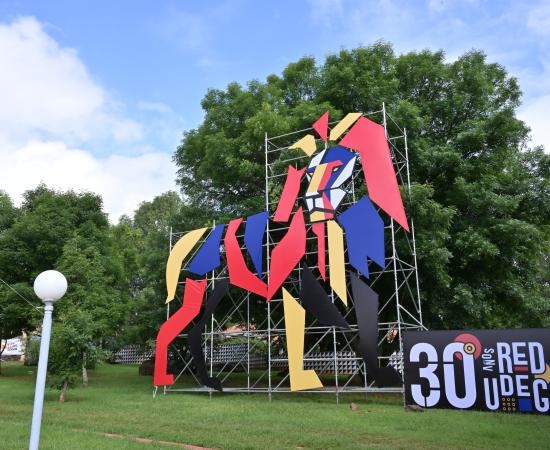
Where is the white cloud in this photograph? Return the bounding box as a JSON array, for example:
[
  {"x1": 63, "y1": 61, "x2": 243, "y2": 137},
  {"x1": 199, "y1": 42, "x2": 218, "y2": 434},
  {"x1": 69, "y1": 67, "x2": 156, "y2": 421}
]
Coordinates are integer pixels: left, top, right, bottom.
[
  {"x1": 523, "y1": 2, "x2": 550, "y2": 152},
  {"x1": 0, "y1": 140, "x2": 176, "y2": 221},
  {"x1": 0, "y1": 17, "x2": 142, "y2": 144},
  {"x1": 0, "y1": 17, "x2": 177, "y2": 221},
  {"x1": 518, "y1": 94, "x2": 550, "y2": 152}
]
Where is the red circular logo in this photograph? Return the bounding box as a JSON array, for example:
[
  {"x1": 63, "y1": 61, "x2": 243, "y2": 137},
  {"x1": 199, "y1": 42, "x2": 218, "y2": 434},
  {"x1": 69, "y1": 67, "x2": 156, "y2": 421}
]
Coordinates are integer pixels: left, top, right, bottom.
[{"x1": 454, "y1": 333, "x2": 481, "y2": 360}]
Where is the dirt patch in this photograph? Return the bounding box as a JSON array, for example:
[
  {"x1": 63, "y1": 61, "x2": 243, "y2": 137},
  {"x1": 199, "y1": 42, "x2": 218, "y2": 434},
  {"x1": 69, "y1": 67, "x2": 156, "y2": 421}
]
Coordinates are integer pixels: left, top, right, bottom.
[{"x1": 73, "y1": 428, "x2": 217, "y2": 449}]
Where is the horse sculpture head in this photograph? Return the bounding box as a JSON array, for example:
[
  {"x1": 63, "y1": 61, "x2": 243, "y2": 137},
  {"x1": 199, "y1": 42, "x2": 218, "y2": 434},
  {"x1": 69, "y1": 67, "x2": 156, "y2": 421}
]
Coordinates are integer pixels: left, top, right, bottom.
[
  {"x1": 288, "y1": 111, "x2": 410, "y2": 232},
  {"x1": 304, "y1": 145, "x2": 356, "y2": 222}
]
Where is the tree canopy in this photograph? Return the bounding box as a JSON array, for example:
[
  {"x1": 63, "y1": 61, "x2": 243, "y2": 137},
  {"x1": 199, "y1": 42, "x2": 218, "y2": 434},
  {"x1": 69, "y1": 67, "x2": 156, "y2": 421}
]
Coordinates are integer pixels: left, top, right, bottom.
[
  {"x1": 174, "y1": 42, "x2": 549, "y2": 330},
  {"x1": 0, "y1": 186, "x2": 140, "y2": 379}
]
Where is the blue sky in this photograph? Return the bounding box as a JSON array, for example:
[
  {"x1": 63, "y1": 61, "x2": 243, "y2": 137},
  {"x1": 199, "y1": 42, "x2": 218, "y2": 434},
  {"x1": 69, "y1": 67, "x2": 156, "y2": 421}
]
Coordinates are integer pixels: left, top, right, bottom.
[{"x1": 0, "y1": 0, "x2": 548, "y2": 220}]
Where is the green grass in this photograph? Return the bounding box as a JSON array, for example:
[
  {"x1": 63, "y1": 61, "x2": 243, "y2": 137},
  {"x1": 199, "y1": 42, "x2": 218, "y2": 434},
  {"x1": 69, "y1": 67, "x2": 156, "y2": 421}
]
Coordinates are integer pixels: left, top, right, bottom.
[{"x1": 0, "y1": 362, "x2": 548, "y2": 449}]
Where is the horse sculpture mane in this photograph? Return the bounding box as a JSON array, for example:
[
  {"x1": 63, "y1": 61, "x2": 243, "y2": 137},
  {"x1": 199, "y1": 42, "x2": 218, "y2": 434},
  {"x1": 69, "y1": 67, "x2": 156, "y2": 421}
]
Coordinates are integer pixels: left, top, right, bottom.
[{"x1": 154, "y1": 111, "x2": 409, "y2": 392}]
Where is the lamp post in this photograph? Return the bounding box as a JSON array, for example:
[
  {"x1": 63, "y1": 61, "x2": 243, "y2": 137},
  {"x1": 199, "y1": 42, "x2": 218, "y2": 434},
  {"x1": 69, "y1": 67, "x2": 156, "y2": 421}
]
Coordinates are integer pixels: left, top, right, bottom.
[{"x1": 29, "y1": 270, "x2": 67, "y2": 450}]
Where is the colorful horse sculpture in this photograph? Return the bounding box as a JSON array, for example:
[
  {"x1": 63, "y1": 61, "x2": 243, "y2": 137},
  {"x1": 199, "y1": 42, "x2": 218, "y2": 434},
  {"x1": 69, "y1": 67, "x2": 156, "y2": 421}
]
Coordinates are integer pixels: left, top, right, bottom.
[{"x1": 154, "y1": 112, "x2": 409, "y2": 391}]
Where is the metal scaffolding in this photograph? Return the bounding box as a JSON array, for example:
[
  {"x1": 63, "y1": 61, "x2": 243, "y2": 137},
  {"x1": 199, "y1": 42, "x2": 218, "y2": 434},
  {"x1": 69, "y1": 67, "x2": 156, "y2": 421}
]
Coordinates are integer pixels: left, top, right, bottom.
[{"x1": 163, "y1": 105, "x2": 424, "y2": 401}]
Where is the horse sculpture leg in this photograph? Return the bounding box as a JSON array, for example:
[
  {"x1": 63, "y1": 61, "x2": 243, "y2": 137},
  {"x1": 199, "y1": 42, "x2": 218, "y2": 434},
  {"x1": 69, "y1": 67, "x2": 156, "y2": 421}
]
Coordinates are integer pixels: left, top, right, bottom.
[
  {"x1": 280, "y1": 264, "x2": 351, "y2": 392},
  {"x1": 282, "y1": 288, "x2": 323, "y2": 391},
  {"x1": 350, "y1": 272, "x2": 402, "y2": 387},
  {"x1": 154, "y1": 278, "x2": 207, "y2": 386},
  {"x1": 188, "y1": 280, "x2": 229, "y2": 392}
]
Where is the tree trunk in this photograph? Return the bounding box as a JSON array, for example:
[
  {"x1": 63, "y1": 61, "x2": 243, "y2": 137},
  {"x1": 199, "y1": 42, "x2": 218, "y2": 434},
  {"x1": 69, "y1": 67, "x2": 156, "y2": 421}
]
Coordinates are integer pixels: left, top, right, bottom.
[
  {"x1": 0, "y1": 339, "x2": 7, "y2": 375},
  {"x1": 82, "y1": 351, "x2": 88, "y2": 387},
  {"x1": 59, "y1": 381, "x2": 68, "y2": 402}
]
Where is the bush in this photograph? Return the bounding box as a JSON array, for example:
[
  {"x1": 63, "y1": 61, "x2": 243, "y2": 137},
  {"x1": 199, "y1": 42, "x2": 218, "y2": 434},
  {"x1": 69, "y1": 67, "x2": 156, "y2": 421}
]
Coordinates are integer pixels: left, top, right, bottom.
[{"x1": 24, "y1": 336, "x2": 40, "y2": 366}]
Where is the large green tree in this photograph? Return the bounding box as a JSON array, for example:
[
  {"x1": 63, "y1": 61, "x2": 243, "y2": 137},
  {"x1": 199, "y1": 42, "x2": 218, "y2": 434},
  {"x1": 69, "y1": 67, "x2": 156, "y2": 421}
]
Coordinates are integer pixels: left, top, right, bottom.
[
  {"x1": 52, "y1": 215, "x2": 141, "y2": 383},
  {"x1": 0, "y1": 185, "x2": 109, "y2": 284},
  {"x1": 0, "y1": 191, "x2": 18, "y2": 233},
  {"x1": 0, "y1": 192, "x2": 38, "y2": 372},
  {"x1": 174, "y1": 43, "x2": 549, "y2": 330},
  {"x1": 0, "y1": 283, "x2": 38, "y2": 374},
  {"x1": 0, "y1": 186, "x2": 141, "y2": 381}
]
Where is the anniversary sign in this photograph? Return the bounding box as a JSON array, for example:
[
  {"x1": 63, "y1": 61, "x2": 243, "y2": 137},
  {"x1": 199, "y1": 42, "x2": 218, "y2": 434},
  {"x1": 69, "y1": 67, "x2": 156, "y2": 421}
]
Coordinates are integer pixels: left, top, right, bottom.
[{"x1": 403, "y1": 329, "x2": 550, "y2": 414}]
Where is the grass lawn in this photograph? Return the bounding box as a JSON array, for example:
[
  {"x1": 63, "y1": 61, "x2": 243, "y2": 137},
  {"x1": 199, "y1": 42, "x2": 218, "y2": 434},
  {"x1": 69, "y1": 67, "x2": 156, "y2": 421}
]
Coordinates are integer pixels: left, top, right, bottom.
[{"x1": 0, "y1": 362, "x2": 548, "y2": 449}]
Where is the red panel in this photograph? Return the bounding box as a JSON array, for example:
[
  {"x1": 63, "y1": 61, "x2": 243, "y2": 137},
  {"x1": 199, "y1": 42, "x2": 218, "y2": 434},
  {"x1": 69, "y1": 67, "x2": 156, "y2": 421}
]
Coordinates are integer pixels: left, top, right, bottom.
[
  {"x1": 267, "y1": 207, "x2": 306, "y2": 300},
  {"x1": 312, "y1": 222, "x2": 326, "y2": 280},
  {"x1": 321, "y1": 192, "x2": 334, "y2": 219},
  {"x1": 154, "y1": 278, "x2": 206, "y2": 386},
  {"x1": 339, "y1": 117, "x2": 410, "y2": 231},
  {"x1": 273, "y1": 166, "x2": 305, "y2": 223},
  {"x1": 312, "y1": 111, "x2": 329, "y2": 141},
  {"x1": 318, "y1": 160, "x2": 342, "y2": 191},
  {"x1": 225, "y1": 218, "x2": 268, "y2": 297}
]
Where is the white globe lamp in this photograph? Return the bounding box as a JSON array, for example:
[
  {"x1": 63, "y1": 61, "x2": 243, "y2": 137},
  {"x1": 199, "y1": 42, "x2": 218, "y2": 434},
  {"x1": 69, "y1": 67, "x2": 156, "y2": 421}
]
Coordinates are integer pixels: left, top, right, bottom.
[
  {"x1": 29, "y1": 270, "x2": 68, "y2": 450},
  {"x1": 33, "y1": 270, "x2": 67, "y2": 303}
]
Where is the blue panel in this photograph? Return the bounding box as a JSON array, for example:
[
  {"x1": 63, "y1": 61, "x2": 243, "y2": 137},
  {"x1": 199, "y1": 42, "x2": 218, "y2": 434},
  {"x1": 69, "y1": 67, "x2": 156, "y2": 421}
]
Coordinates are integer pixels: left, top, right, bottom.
[
  {"x1": 336, "y1": 195, "x2": 385, "y2": 278},
  {"x1": 322, "y1": 145, "x2": 355, "y2": 165},
  {"x1": 322, "y1": 145, "x2": 356, "y2": 188},
  {"x1": 244, "y1": 211, "x2": 269, "y2": 277},
  {"x1": 188, "y1": 224, "x2": 225, "y2": 276},
  {"x1": 518, "y1": 398, "x2": 533, "y2": 412}
]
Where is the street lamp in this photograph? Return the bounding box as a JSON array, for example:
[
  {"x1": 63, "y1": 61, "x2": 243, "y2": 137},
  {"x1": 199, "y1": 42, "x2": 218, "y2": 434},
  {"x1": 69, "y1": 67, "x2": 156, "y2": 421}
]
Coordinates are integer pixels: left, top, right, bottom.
[{"x1": 29, "y1": 270, "x2": 67, "y2": 450}]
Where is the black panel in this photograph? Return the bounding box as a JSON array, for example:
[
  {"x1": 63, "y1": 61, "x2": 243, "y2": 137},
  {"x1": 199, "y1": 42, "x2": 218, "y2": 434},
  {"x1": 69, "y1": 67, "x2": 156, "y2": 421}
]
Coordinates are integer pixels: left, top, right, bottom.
[
  {"x1": 350, "y1": 272, "x2": 402, "y2": 387},
  {"x1": 300, "y1": 264, "x2": 350, "y2": 329}
]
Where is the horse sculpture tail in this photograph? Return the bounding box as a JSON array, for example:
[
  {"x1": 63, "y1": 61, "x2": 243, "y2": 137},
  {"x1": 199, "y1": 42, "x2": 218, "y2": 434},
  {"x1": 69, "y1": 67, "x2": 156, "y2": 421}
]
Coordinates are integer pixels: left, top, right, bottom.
[{"x1": 165, "y1": 227, "x2": 207, "y2": 303}]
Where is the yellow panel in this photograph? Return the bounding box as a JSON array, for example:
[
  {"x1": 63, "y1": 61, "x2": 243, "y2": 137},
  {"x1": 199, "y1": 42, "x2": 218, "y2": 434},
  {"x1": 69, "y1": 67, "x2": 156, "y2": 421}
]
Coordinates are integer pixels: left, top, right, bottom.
[
  {"x1": 327, "y1": 220, "x2": 347, "y2": 306},
  {"x1": 165, "y1": 227, "x2": 208, "y2": 303},
  {"x1": 306, "y1": 163, "x2": 328, "y2": 194},
  {"x1": 535, "y1": 364, "x2": 550, "y2": 383},
  {"x1": 289, "y1": 134, "x2": 316, "y2": 156},
  {"x1": 309, "y1": 211, "x2": 326, "y2": 222},
  {"x1": 329, "y1": 112, "x2": 362, "y2": 141},
  {"x1": 282, "y1": 288, "x2": 323, "y2": 392}
]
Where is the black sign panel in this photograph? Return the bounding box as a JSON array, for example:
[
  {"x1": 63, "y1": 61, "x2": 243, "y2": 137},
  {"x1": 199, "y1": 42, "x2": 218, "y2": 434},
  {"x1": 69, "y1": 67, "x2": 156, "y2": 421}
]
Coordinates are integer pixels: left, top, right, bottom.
[{"x1": 403, "y1": 329, "x2": 550, "y2": 414}]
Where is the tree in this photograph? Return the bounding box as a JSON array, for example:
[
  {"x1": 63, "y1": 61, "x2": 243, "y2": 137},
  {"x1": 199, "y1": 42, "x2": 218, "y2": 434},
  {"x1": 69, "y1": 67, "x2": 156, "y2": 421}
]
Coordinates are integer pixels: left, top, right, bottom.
[
  {"x1": 54, "y1": 221, "x2": 139, "y2": 384},
  {"x1": 48, "y1": 310, "x2": 98, "y2": 401},
  {"x1": 129, "y1": 192, "x2": 187, "y2": 344},
  {"x1": 0, "y1": 191, "x2": 18, "y2": 233},
  {"x1": 0, "y1": 191, "x2": 36, "y2": 373},
  {"x1": 0, "y1": 283, "x2": 39, "y2": 374},
  {"x1": 173, "y1": 42, "x2": 550, "y2": 330},
  {"x1": 0, "y1": 185, "x2": 108, "y2": 283},
  {"x1": 0, "y1": 185, "x2": 140, "y2": 385}
]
